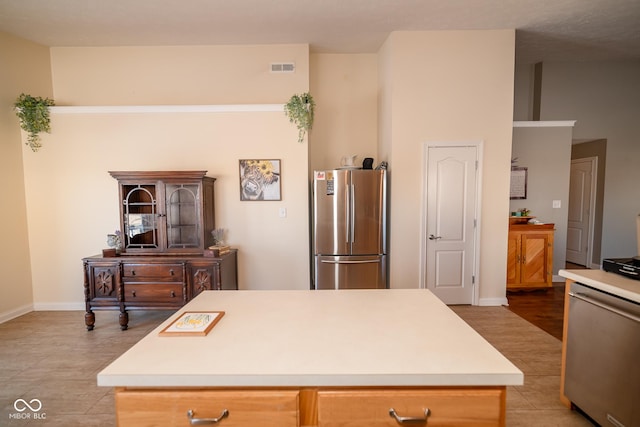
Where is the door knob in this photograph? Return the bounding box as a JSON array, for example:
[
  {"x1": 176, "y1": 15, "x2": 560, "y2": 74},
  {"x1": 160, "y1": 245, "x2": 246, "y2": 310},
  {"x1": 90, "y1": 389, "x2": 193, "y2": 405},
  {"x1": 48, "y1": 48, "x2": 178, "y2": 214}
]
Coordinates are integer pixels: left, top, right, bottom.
[{"x1": 428, "y1": 234, "x2": 442, "y2": 240}]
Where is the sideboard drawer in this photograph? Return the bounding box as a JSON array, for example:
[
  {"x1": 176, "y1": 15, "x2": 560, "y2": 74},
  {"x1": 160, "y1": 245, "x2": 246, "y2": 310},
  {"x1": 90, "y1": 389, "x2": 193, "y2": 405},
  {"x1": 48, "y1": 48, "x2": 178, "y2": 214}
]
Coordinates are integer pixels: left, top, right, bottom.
[
  {"x1": 116, "y1": 389, "x2": 299, "y2": 427},
  {"x1": 122, "y1": 263, "x2": 184, "y2": 279},
  {"x1": 317, "y1": 387, "x2": 505, "y2": 427},
  {"x1": 124, "y1": 284, "x2": 184, "y2": 303}
]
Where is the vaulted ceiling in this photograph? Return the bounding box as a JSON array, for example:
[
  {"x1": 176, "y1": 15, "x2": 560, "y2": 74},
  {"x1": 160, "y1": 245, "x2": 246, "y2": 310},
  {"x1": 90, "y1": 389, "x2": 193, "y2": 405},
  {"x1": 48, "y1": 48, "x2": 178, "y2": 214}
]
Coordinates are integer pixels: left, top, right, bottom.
[{"x1": 1, "y1": 0, "x2": 639, "y2": 64}]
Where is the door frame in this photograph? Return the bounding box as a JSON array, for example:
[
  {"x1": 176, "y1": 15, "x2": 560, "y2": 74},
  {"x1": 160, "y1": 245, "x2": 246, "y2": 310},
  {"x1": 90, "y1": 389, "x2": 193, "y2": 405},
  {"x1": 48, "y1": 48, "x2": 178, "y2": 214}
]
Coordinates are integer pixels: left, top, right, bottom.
[
  {"x1": 567, "y1": 156, "x2": 597, "y2": 268},
  {"x1": 419, "y1": 141, "x2": 483, "y2": 305}
]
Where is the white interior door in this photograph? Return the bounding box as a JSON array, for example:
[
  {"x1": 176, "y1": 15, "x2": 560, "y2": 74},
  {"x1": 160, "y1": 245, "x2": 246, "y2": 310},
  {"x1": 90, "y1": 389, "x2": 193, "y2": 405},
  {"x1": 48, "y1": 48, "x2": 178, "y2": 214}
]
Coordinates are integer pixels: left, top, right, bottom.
[
  {"x1": 566, "y1": 158, "x2": 596, "y2": 266},
  {"x1": 424, "y1": 145, "x2": 478, "y2": 304}
]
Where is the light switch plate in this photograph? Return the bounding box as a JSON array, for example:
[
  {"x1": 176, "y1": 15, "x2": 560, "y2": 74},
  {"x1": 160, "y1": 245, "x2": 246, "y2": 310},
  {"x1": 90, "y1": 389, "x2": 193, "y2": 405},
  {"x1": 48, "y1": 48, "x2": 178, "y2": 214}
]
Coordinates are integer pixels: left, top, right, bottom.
[
  {"x1": 279, "y1": 207, "x2": 287, "y2": 218},
  {"x1": 552, "y1": 200, "x2": 561, "y2": 209}
]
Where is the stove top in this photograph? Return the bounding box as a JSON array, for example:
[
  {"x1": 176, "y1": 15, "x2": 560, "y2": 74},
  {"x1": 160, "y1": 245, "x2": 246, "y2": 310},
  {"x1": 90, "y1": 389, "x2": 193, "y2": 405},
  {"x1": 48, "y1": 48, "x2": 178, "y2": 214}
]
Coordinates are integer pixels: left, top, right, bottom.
[{"x1": 602, "y1": 257, "x2": 640, "y2": 281}]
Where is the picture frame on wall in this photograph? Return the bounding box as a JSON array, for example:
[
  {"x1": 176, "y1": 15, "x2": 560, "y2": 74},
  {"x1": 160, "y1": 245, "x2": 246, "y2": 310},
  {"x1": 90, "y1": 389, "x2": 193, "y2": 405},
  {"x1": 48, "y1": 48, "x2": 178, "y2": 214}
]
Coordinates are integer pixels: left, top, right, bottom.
[
  {"x1": 239, "y1": 159, "x2": 281, "y2": 201},
  {"x1": 510, "y1": 167, "x2": 527, "y2": 199}
]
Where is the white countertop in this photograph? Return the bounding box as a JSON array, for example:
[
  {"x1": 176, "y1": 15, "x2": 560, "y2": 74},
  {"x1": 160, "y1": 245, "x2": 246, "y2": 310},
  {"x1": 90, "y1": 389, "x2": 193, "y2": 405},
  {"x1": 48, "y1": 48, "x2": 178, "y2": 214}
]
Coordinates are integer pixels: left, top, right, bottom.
[
  {"x1": 559, "y1": 269, "x2": 640, "y2": 304},
  {"x1": 97, "y1": 289, "x2": 523, "y2": 388}
]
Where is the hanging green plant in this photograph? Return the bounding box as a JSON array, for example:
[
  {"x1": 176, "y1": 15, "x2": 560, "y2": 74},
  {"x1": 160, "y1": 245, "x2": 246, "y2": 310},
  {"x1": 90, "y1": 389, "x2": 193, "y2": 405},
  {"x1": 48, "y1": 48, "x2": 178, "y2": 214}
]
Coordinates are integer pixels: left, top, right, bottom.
[
  {"x1": 13, "y1": 93, "x2": 55, "y2": 152},
  {"x1": 284, "y1": 92, "x2": 315, "y2": 143}
]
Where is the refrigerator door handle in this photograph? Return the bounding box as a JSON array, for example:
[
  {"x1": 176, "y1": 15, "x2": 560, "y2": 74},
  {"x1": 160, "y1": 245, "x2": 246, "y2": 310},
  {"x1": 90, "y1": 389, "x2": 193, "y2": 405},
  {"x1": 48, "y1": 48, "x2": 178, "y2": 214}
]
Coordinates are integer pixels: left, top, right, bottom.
[
  {"x1": 321, "y1": 259, "x2": 381, "y2": 264},
  {"x1": 345, "y1": 184, "x2": 350, "y2": 243},
  {"x1": 350, "y1": 184, "x2": 356, "y2": 243}
]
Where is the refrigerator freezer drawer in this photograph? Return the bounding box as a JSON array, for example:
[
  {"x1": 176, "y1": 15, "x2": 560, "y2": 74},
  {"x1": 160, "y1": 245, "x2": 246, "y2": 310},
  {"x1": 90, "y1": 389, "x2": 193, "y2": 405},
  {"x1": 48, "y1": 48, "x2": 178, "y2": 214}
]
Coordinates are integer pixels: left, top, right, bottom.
[{"x1": 315, "y1": 255, "x2": 387, "y2": 289}]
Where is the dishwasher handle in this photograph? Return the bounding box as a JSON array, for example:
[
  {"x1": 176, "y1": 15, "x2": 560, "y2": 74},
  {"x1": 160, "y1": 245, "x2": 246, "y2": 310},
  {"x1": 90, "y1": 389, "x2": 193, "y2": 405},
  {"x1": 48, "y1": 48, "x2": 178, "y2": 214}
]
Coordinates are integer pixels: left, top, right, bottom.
[{"x1": 569, "y1": 291, "x2": 640, "y2": 323}]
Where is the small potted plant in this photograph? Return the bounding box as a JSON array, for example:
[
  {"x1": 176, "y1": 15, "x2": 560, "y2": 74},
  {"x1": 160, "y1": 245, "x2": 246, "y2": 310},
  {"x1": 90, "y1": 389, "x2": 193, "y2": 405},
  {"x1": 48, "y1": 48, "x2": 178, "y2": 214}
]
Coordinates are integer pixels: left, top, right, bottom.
[
  {"x1": 106, "y1": 230, "x2": 123, "y2": 256},
  {"x1": 284, "y1": 92, "x2": 315, "y2": 143},
  {"x1": 13, "y1": 93, "x2": 55, "y2": 152}
]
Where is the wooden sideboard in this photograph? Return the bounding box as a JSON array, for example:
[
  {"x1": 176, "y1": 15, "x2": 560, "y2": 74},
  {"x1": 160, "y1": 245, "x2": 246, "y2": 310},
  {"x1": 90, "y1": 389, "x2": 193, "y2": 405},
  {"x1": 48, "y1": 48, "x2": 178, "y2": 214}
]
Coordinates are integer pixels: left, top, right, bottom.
[{"x1": 83, "y1": 251, "x2": 237, "y2": 330}]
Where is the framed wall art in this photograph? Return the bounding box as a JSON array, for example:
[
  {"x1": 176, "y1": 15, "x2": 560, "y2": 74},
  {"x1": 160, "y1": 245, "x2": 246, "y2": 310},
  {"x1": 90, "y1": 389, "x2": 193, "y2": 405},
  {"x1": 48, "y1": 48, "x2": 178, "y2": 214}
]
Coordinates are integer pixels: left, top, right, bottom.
[
  {"x1": 510, "y1": 167, "x2": 528, "y2": 199},
  {"x1": 239, "y1": 159, "x2": 281, "y2": 201}
]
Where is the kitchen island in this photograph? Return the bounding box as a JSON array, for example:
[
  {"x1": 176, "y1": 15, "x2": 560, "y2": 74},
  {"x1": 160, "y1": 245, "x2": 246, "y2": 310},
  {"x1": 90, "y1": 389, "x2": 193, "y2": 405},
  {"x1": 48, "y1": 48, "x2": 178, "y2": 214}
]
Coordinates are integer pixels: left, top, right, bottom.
[{"x1": 98, "y1": 289, "x2": 523, "y2": 426}]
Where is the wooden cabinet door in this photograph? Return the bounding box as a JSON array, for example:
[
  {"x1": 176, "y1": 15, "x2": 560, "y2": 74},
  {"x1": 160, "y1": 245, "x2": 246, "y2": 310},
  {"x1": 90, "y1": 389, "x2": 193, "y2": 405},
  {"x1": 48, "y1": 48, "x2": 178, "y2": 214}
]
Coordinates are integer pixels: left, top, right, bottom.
[
  {"x1": 84, "y1": 261, "x2": 120, "y2": 305},
  {"x1": 188, "y1": 260, "x2": 220, "y2": 298},
  {"x1": 317, "y1": 388, "x2": 505, "y2": 427},
  {"x1": 520, "y1": 233, "x2": 551, "y2": 286},
  {"x1": 116, "y1": 389, "x2": 299, "y2": 427}
]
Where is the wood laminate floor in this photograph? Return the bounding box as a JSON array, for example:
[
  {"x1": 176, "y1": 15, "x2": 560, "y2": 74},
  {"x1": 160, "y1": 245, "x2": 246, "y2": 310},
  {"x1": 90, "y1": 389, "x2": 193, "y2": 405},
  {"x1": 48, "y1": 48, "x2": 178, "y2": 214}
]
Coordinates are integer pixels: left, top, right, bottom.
[
  {"x1": 1, "y1": 294, "x2": 594, "y2": 426},
  {"x1": 506, "y1": 262, "x2": 588, "y2": 341},
  {"x1": 506, "y1": 282, "x2": 566, "y2": 340}
]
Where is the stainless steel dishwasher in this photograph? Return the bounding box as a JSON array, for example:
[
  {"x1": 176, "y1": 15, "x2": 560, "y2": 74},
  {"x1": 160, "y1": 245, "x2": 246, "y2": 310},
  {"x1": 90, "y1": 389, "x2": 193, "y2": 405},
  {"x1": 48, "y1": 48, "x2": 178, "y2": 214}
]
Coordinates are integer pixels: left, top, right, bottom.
[{"x1": 565, "y1": 282, "x2": 640, "y2": 427}]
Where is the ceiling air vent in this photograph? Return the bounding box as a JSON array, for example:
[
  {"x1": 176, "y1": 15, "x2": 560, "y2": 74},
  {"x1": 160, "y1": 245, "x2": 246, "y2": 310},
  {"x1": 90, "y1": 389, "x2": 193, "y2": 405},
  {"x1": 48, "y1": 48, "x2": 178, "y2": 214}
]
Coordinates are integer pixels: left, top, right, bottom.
[{"x1": 271, "y1": 63, "x2": 295, "y2": 73}]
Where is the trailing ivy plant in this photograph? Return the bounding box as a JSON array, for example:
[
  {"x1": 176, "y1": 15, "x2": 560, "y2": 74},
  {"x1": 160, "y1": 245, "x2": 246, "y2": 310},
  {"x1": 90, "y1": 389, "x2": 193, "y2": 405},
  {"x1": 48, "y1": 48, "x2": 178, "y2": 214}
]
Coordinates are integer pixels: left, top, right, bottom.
[
  {"x1": 14, "y1": 93, "x2": 55, "y2": 152},
  {"x1": 284, "y1": 92, "x2": 315, "y2": 143}
]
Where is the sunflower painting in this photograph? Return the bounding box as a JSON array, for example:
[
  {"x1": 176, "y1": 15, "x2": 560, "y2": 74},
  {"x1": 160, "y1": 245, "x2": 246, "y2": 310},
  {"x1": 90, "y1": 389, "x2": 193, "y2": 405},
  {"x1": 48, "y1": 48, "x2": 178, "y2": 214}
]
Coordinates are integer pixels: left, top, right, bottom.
[{"x1": 239, "y1": 159, "x2": 281, "y2": 201}]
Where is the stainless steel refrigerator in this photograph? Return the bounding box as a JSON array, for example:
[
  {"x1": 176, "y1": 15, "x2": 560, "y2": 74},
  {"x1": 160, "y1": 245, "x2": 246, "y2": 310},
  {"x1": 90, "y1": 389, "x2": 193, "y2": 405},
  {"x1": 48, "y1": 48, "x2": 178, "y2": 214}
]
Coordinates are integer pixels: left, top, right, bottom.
[{"x1": 313, "y1": 169, "x2": 387, "y2": 289}]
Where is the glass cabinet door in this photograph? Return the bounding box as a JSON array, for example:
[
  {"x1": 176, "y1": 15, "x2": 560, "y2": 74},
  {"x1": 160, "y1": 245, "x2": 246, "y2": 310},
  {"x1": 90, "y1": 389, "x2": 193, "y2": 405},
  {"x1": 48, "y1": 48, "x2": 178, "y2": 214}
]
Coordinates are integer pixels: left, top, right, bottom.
[
  {"x1": 111, "y1": 171, "x2": 214, "y2": 254},
  {"x1": 122, "y1": 184, "x2": 159, "y2": 250},
  {"x1": 165, "y1": 184, "x2": 201, "y2": 249}
]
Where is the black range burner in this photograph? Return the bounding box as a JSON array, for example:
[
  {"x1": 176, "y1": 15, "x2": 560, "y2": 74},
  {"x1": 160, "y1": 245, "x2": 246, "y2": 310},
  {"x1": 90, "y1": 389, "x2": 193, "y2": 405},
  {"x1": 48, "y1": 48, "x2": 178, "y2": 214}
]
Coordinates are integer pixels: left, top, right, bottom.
[{"x1": 602, "y1": 257, "x2": 640, "y2": 280}]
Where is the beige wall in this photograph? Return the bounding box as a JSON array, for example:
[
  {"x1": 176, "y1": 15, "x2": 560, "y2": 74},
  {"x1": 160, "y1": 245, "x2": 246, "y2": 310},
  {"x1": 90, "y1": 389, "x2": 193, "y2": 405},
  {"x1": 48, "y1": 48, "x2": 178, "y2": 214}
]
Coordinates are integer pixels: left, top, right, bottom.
[
  {"x1": 0, "y1": 32, "x2": 53, "y2": 321},
  {"x1": 21, "y1": 44, "x2": 311, "y2": 309},
  {"x1": 5, "y1": 30, "x2": 522, "y2": 313},
  {"x1": 51, "y1": 45, "x2": 309, "y2": 105},
  {"x1": 380, "y1": 31, "x2": 516, "y2": 304},
  {"x1": 309, "y1": 54, "x2": 378, "y2": 172}
]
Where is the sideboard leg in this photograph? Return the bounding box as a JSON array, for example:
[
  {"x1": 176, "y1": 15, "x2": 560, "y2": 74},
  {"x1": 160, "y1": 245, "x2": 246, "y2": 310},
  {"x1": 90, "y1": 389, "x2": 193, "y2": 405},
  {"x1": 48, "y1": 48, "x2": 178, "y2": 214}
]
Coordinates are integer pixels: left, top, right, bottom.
[
  {"x1": 85, "y1": 310, "x2": 95, "y2": 331},
  {"x1": 119, "y1": 310, "x2": 129, "y2": 331}
]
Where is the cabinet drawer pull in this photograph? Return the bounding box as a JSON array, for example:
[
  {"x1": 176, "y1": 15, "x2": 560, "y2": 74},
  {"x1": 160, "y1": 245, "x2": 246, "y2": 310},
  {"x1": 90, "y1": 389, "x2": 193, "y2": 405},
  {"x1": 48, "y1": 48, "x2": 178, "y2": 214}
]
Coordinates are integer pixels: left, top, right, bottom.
[
  {"x1": 389, "y1": 408, "x2": 430, "y2": 424},
  {"x1": 170, "y1": 290, "x2": 176, "y2": 297},
  {"x1": 187, "y1": 409, "x2": 229, "y2": 425},
  {"x1": 131, "y1": 290, "x2": 136, "y2": 297}
]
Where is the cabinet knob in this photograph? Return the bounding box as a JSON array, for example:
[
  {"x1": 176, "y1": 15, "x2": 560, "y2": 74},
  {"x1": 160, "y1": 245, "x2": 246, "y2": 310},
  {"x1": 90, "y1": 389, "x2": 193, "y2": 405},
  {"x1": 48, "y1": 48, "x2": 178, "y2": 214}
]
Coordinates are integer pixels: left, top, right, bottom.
[
  {"x1": 169, "y1": 269, "x2": 174, "y2": 276},
  {"x1": 131, "y1": 270, "x2": 136, "y2": 276},
  {"x1": 170, "y1": 291, "x2": 176, "y2": 298},
  {"x1": 131, "y1": 290, "x2": 136, "y2": 297}
]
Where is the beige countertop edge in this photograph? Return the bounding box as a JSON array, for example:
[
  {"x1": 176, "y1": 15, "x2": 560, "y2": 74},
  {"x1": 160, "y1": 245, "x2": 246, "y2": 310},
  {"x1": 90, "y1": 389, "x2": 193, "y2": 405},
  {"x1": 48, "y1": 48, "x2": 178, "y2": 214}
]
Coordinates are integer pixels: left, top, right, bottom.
[
  {"x1": 97, "y1": 372, "x2": 524, "y2": 388},
  {"x1": 559, "y1": 269, "x2": 640, "y2": 304}
]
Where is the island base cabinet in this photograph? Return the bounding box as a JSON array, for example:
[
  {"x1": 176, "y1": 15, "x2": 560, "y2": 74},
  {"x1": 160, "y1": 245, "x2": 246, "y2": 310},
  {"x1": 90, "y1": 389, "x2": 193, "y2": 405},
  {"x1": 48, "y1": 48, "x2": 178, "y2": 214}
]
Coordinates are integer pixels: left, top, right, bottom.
[
  {"x1": 112, "y1": 386, "x2": 507, "y2": 426},
  {"x1": 115, "y1": 389, "x2": 299, "y2": 427},
  {"x1": 317, "y1": 388, "x2": 506, "y2": 427}
]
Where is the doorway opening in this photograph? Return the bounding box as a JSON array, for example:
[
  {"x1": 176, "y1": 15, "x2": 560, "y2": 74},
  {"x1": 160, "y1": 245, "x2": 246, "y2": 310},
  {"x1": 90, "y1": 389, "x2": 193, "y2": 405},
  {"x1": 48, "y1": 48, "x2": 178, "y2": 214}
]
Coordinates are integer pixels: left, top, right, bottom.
[{"x1": 567, "y1": 139, "x2": 606, "y2": 268}]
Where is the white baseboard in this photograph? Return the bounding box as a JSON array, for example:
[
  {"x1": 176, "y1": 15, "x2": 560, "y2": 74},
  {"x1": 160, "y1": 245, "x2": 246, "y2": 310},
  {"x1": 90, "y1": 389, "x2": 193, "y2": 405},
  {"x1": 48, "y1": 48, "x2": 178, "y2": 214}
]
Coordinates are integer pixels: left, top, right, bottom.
[
  {"x1": 0, "y1": 303, "x2": 34, "y2": 324},
  {"x1": 32, "y1": 302, "x2": 85, "y2": 311},
  {"x1": 478, "y1": 297, "x2": 509, "y2": 306}
]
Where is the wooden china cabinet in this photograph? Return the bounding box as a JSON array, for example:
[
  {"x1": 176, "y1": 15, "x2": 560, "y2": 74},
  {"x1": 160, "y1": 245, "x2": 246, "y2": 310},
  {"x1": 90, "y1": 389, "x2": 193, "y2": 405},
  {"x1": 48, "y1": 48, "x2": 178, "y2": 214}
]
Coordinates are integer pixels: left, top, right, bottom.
[{"x1": 83, "y1": 171, "x2": 237, "y2": 331}]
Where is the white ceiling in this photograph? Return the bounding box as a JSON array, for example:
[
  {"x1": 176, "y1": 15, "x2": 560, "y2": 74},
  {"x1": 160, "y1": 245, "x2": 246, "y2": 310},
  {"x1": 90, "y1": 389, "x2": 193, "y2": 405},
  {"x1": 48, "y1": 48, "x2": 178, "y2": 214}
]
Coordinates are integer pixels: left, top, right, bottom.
[{"x1": 1, "y1": 0, "x2": 639, "y2": 64}]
